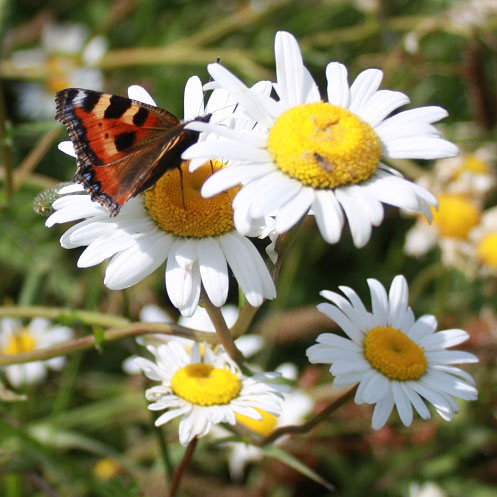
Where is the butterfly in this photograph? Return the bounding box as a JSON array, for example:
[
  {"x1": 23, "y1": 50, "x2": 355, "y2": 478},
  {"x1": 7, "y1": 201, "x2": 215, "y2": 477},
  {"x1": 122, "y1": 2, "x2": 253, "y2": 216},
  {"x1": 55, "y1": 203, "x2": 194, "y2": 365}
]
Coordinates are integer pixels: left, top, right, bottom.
[{"x1": 55, "y1": 88, "x2": 211, "y2": 216}]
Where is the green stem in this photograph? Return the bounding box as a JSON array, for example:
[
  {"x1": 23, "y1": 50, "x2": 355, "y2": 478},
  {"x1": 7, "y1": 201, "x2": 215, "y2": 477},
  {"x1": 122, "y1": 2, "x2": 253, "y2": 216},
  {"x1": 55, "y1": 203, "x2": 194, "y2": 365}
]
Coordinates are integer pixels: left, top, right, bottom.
[
  {"x1": 0, "y1": 305, "x2": 130, "y2": 328},
  {"x1": 0, "y1": 83, "x2": 13, "y2": 203},
  {"x1": 0, "y1": 323, "x2": 218, "y2": 366}
]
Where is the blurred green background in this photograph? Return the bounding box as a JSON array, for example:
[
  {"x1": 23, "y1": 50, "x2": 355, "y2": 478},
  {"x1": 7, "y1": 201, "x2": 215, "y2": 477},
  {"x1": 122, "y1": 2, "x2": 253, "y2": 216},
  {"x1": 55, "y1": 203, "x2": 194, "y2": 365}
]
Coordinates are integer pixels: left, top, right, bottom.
[{"x1": 1, "y1": 1, "x2": 497, "y2": 496}]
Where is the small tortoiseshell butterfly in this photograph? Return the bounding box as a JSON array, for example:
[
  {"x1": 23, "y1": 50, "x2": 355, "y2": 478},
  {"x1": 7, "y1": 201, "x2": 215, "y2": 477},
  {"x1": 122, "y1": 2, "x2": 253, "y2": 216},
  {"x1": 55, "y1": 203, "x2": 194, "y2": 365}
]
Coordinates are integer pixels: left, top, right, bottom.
[{"x1": 55, "y1": 88, "x2": 210, "y2": 216}]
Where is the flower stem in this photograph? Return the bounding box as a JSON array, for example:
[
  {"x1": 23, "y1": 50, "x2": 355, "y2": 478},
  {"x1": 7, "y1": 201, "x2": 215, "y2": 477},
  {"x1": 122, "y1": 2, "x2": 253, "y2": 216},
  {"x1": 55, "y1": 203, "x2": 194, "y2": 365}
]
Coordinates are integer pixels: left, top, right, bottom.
[
  {"x1": 253, "y1": 385, "x2": 358, "y2": 446},
  {"x1": 0, "y1": 322, "x2": 218, "y2": 366},
  {"x1": 201, "y1": 288, "x2": 245, "y2": 365},
  {"x1": 169, "y1": 437, "x2": 198, "y2": 497}
]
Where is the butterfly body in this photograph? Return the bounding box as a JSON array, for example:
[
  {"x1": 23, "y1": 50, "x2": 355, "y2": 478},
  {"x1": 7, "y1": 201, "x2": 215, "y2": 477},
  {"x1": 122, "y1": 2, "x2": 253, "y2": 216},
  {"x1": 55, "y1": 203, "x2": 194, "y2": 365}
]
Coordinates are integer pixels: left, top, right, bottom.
[{"x1": 55, "y1": 88, "x2": 210, "y2": 215}]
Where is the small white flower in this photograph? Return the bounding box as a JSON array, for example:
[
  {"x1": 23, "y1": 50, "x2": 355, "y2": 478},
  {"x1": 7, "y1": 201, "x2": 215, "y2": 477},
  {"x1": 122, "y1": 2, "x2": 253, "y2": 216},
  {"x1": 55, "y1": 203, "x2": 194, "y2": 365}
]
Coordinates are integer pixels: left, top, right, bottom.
[
  {"x1": 306, "y1": 275, "x2": 478, "y2": 429},
  {"x1": 184, "y1": 31, "x2": 456, "y2": 248},
  {"x1": 134, "y1": 341, "x2": 285, "y2": 445},
  {"x1": 46, "y1": 78, "x2": 275, "y2": 317},
  {"x1": 12, "y1": 22, "x2": 106, "y2": 120},
  {"x1": 0, "y1": 318, "x2": 73, "y2": 388}
]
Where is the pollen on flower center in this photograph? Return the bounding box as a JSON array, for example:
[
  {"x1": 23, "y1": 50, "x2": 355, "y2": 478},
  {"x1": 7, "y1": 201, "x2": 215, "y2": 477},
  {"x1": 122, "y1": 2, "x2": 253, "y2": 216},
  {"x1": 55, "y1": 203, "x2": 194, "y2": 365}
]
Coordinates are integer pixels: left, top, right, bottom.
[
  {"x1": 431, "y1": 194, "x2": 480, "y2": 239},
  {"x1": 235, "y1": 408, "x2": 278, "y2": 436},
  {"x1": 171, "y1": 363, "x2": 242, "y2": 406},
  {"x1": 4, "y1": 331, "x2": 36, "y2": 355},
  {"x1": 363, "y1": 326, "x2": 427, "y2": 381},
  {"x1": 477, "y1": 233, "x2": 497, "y2": 269},
  {"x1": 145, "y1": 160, "x2": 238, "y2": 238},
  {"x1": 267, "y1": 102, "x2": 381, "y2": 189}
]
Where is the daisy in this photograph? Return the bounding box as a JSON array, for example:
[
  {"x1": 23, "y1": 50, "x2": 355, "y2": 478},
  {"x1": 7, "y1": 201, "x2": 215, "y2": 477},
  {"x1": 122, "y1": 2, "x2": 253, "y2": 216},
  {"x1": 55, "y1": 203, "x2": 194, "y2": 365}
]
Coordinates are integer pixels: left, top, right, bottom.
[
  {"x1": 0, "y1": 317, "x2": 73, "y2": 388},
  {"x1": 46, "y1": 78, "x2": 276, "y2": 317},
  {"x1": 404, "y1": 148, "x2": 495, "y2": 262},
  {"x1": 11, "y1": 22, "x2": 106, "y2": 120},
  {"x1": 404, "y1": 192, "x2": 481, "y2": 262},
  {"x1": 306, "y1": 275, "x2": 478, "y2": 429},
  {"x1": 184, "y1": 31, "x2": 457, "y2": 248},
  {"x1": 133, "y1": 341, "x2": 285, "y2": 446}
]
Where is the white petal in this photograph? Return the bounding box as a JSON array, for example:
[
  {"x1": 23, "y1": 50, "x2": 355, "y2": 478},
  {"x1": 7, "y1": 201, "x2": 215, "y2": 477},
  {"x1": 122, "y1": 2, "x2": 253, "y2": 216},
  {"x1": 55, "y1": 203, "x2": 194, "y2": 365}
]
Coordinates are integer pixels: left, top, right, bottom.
[
  {"x1": 358, "y1": 89, "x2": 410, "y2": 128},
  {"x1": 349, "y1": 68, "x2": 383, "y2": 114},
  {"x1": 274, "y1": 187, "x2": 314, "y2": 233},
  {"x1": 219, "y1": 232, "x2": 276, "y2": 305},
  {"x1": 274, "y1": 31, "x2": 305, "y2": 107},
  {"x1": 183, "y1": 76, "x2": 204, "y2": 121},
  {"x1": 326, "y1": 62, "x2": 350, "y2": 108},
  {"x1": 208, "y1": 63, "x2": 278, "y2": 128},
  {"x1": 312, "y1": 190, "x2": 344, "y2": 244},
  {"x1": 165, "y1": 240, "x2": 202, "y2": 316},
  {"x1": 58, "y1": 141, "x2": 76, "y2": 157},
  {"x1": 371, "y1": 394, "x2": 395, "y2": 429},
  {"x1": 335, "y1": 187, "x2": 372, "y2": 248},
  {"x1": 104, "y1": 232, "x2": 171, "y2": 289},
  {"x1": 392, "y1": 381, "x2": 413, "y2": 426},
  {"x1": 197, "y1": 238, "x2": 229, "y2": 307},
  {"x1": 128, "y1": 85, "x2": 157, "y2": 106}
]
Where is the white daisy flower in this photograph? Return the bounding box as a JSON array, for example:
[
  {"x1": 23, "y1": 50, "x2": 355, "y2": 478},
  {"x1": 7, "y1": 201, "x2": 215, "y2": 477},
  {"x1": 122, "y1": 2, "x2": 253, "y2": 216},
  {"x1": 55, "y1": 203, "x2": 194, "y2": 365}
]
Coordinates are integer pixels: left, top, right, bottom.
[
  {"x1": 12, "y1": 22, "x2": 106, "y2": 120},
  {"x1": 0, "y1": 318, "x2": 73, "y2": 388},
  {"x1": 184, "y1": 31, "x2": 457, "y2": 248},
  {"x1": 133, "y1": 341, "x2": 285, "y2": 446},
  {"x1": 46, "y1": 78, "x2": 276, "y2": 317},
  {"x1": 404, "y1": 193, "x2": 481, "y2": 259},
  {"x1": 306, "y1": 275, "x2": 478, "y2": 429}
]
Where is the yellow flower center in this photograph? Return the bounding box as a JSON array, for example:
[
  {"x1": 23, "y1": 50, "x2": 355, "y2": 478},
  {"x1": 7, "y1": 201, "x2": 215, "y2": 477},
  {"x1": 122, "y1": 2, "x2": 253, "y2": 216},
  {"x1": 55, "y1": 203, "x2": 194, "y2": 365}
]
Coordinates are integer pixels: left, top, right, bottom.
[
  {"x1": 267, "y1": 102, "x2": 381, "y2": 188},
  {"x1": 456, "y1": 154, "x2": 490, "y2": 177},
  {"x1": 144, "y1": 160, "x2": 238, "y2": 238},
  {"x1": 431, "y1": 194, "x2": 480, "y2": 239},
  {"x1": 93, "y1": 458, "x2": 121, "y2": 480},
  {"x1": 3, "y1": 331, "x2": 36, "y2": 355},
  {"x1": 46, "y1": 56, "x2": 74, "y2": 93},
  {"x1": 363, "y1": 326, "x2": 427, "y2": 381},
  {"x1": 477, "y1": 233, "x2": 497, "y2": 269},
  {"x1": 235, "y1": 408, "x2": 278, "y2": 436},
  {"x1": 171, "y1": 363, "x2": 241, "y2": 406}
]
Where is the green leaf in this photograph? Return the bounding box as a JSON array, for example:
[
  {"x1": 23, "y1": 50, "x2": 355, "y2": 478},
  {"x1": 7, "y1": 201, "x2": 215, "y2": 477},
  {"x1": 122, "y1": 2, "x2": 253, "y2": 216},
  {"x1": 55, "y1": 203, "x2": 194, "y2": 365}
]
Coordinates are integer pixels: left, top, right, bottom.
[{"x1": 263, "y1": 445, "x2": 335, "y2": 492}]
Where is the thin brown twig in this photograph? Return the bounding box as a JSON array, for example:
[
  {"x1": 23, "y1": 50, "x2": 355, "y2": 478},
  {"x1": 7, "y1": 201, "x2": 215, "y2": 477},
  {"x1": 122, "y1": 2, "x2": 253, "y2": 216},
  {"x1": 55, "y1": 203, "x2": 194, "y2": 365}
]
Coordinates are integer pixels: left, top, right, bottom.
[
  {"x1": 169, "y1": 437, "x2": 198, "y2": 497},
  {"x1": 201, "y1": 288, "x2": 244, "y2": 365},
  {"x1": 13, "y1": 128, "x2": 61, "y2": 192},
  {"x1": 252, "y1": 385, "x2": 358, "y2": 446}
]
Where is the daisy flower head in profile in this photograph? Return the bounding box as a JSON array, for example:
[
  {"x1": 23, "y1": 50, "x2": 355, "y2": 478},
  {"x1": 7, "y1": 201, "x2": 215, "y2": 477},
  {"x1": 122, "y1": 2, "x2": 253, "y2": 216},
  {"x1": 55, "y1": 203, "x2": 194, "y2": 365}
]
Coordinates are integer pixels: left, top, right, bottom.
[
  {"x1": 306, "y1": 275, "x2": 478, "y2": 429},
  {"x1": 184, "y1": 31, "x2": 457, "y2": 248},
  {"x1": 0, "y1": 318, "x2": 73, "y2": 388},
  {"x1": 133, "y1": 341, "x2": 286, "y2": 446},
  {"x1": 46, "y1": 77, "x2": 275, "y2": 317}
]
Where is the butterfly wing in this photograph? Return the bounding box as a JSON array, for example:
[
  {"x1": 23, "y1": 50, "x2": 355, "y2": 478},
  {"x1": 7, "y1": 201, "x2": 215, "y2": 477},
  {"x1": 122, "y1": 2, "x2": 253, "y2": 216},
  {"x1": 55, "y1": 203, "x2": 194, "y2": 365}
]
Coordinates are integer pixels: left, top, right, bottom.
[{"x1": 55, "y1": 88, "x2": 200, "y2": 215}]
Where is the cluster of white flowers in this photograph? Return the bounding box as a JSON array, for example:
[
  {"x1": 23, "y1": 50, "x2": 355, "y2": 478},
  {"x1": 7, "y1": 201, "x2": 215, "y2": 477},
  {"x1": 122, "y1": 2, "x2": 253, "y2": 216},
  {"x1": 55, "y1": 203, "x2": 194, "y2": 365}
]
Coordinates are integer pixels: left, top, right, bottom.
[{"x1": 34, "y1": 31, "x2": 480, "y2": 456}]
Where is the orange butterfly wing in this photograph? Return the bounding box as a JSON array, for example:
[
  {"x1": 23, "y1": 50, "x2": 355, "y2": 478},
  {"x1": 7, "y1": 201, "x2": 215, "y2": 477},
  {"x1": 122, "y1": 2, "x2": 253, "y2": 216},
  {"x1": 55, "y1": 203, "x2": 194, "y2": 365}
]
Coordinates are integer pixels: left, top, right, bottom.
[{"x1": 55, "y1": 88, "x2": 205, "y2": 215}]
